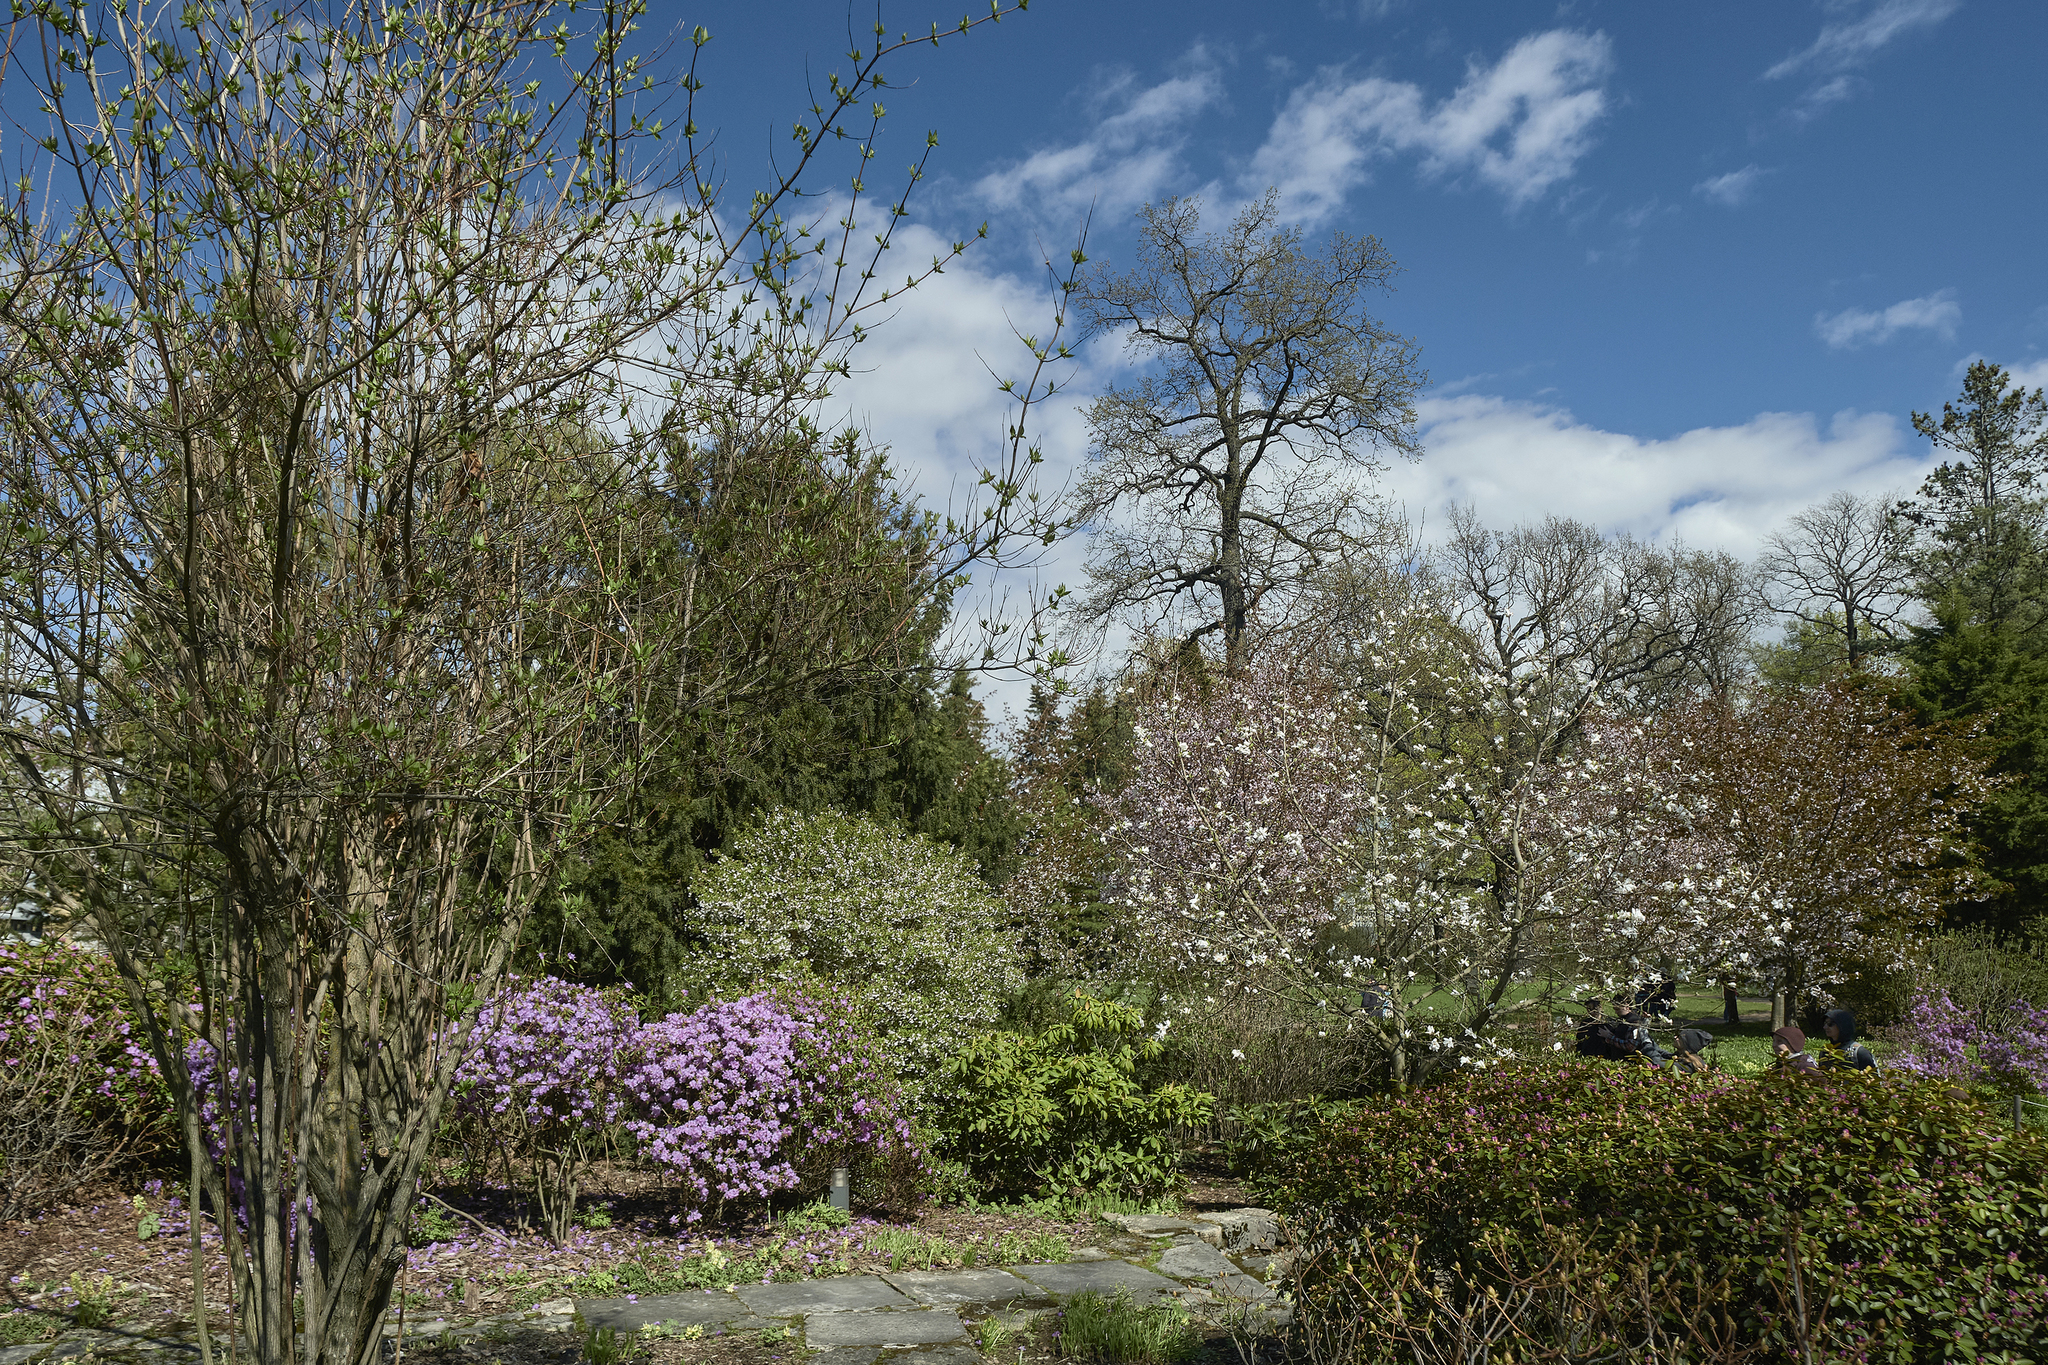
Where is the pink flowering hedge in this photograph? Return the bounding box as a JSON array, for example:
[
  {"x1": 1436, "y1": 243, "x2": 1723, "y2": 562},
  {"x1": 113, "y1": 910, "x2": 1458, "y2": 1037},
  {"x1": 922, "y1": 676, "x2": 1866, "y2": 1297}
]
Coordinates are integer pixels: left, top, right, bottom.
[{"x1": 1268, "y1": 1063, "x2": 2048, "y2": 1364}]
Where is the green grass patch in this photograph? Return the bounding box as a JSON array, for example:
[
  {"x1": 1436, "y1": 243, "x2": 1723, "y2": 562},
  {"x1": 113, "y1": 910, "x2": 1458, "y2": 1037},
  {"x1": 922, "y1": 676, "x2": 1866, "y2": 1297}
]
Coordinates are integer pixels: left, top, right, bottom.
[{"x1": 1053, "y1": 1288, "x2": 1199, "y2": 1365}]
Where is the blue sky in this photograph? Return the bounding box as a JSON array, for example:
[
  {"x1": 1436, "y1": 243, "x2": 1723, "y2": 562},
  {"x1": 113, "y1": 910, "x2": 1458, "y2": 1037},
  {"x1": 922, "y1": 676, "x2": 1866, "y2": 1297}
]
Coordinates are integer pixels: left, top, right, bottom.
[{"x1": 672, "y1": 0, "x2": 2045, "y2": 546}]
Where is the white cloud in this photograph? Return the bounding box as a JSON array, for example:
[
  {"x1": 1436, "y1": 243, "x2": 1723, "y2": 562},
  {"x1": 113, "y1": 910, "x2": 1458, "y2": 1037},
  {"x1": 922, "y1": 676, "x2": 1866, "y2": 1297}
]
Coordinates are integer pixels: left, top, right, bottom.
[
  {"x1": 1766, "y1": 0, "x2": 1961, "y2": 79},
  {"x1": 1245, "y1": 29, "x2": 1613, "y2": 223},
  {"x1": 974, "y1": 59, "x2": 1224, "y2": 220},
  {"x1": 1694, "y1": 164, "x2": 1768, "y2": 207},
  {"x1": 2008, "y1": 358, "x2": 2048, "y2": 392},
  {"x1": 820, "y1": 221, "x2": 1124, "y2": 716},
  {"x1": 1383, "y1": 395, "x2": 1925, "y2": 559},
  {"x1": 1813, "y1": 290, "x2": 1960, "y2": 349}
]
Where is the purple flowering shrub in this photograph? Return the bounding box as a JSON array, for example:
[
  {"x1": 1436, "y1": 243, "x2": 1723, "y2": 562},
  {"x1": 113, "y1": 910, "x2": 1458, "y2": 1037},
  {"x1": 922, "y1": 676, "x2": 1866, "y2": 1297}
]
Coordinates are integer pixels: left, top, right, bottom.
[
  {"x1": 623, "y1": 988, "x2": 920, "y2": 1219},
  {"x1": 452, "y1": 975, "x2": 639, "y2": 1243},
  {"x1": 1272, "y1": 1063, "x2": 2048, "y2": 1364},
  {"x1": 0, "y1": 943, "x2": 170, "y2": 1219},
  {"x1": 1887, "y1": 988, "x2": 2048, "y2": 1097},
  {"x1": 453, "y1": 977, "x2": 917, "y2": 1238}
]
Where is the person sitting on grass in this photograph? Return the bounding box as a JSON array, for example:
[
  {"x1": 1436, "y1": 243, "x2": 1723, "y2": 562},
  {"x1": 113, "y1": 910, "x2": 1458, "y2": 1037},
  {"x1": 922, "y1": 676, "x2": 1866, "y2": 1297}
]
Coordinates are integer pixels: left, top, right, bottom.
[
  {"x1": 1605, "y1": 1002, "x2": 1670, "y2": 1068},
  {"x1": 1820, "y1": 1008, "x2": 1879, "y2": 1071},
  {"x1": 1772, "y1": 1025, "x2": 1819, "y2": 1074},
  {"x1": 1673, "y1": 1028, "x2": 1715, "y2": 1074},
  {"x1": 1575, "y1": 999, "x2": 1635, "y2": 1060}
]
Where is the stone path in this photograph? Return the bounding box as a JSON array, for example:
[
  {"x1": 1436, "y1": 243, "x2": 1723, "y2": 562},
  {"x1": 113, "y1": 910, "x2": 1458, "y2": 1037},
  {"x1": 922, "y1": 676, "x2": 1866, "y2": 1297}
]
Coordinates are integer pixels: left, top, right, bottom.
[
  {"x1": 573, "y1": 1209, "x2": 1290, "y2": 1365},
  {"x1": 0, "y1": 1210, "x2": 1290, "y2": 1365}
]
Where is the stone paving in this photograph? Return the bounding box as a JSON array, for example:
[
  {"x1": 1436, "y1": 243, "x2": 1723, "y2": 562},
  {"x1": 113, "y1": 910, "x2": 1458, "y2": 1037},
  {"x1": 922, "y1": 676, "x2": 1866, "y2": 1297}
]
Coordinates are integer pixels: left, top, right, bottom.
[
  {"x1": 571, "y1": 1208, "x2": 1291, "y2": 1365},
  {"x1": 0, "y1": 1210, "x2": 1290, "y2": 1365}
]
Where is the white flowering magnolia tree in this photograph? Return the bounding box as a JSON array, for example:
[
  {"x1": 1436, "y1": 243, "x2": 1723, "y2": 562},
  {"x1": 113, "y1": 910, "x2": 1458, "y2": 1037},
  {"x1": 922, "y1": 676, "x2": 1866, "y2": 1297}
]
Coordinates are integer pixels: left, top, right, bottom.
[
  {"x1": 1098, "y1": 519, "x2": 1764, "y2": 1087},
  {"x1": 685, "y1": 808, "x2": 1023, "y2": 1099}
]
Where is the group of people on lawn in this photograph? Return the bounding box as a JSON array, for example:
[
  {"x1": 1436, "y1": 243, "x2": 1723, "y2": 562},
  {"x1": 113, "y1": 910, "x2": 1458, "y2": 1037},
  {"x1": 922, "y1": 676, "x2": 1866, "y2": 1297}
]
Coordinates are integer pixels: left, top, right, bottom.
[{"x1": 1574, "y1": 985, "x2": 1879, "y2": 1074}]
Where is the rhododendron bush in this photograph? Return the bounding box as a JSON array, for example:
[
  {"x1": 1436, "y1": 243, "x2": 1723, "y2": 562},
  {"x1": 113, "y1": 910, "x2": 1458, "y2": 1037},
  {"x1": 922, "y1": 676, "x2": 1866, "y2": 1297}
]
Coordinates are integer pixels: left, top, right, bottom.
[
  {"x1": 1269, "y1": 1065, "x2": 2048, "y2": 1363},
  {"x1": 0, "y1": 943, "x2": 168, "y2": 1219},
  {"x1": 1887, "y1": 987, "x2": 2048, "y2": 1098},
  {"x1": 685, "y1": 808, "x2": 1022, "y2": 1095},
  {"x1": 451, "y1": 976, "x2": 916, "y2": 1241}
]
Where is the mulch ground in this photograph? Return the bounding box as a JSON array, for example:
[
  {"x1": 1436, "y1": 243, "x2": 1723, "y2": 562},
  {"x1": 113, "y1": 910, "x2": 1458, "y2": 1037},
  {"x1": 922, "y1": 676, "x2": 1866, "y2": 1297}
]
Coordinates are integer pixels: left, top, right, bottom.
[{"x1": 2, "y1": 1156, "x2": 1262, "y2": 1352}]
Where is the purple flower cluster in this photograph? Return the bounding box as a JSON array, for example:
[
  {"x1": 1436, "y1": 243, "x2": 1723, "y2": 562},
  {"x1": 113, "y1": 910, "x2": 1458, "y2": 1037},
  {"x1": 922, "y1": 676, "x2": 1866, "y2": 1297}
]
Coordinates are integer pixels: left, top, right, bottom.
[
  {"x1": 0, "y1": 942, "x2": 162, "y2": 1105},
  {"x1": 623, "y1": 990, "x2": 915, "y2": 1215},
  {"x1": 457, "y1": 975, "x2": 639, "y2": 1133},
  {"x1": 1888, "y1": 989, "x2": 2048, "y2": 1096},
  {"x1": 1979, "y1": 1001, "x2": 2048, "y2": 1097},
  {"x1": 459, "y1": 978, "x2": 916, "y2": 1221},
  {"x1": 1886, "y1": 990, "x2": 1976, "y2": 1083}
]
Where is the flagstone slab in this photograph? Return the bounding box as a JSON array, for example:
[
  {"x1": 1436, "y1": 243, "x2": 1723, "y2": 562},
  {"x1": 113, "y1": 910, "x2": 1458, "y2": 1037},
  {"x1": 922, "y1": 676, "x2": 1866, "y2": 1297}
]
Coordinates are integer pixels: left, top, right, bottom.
[
  {"x1": 802, "y1": 1310, "x2": 965, "y2": 1349},
  {"x1": 1192, "y1": 1210, "x2": 1286, "y2": 1253},
  {"x1": 1008, "y1": 1260, "x2": 1181, "y2": 1301},
  {"x1": 882, "y1": 1269, "x2": 1044, "y2": 1307},
  {"x1": 1100, "y1": 1214, "x2": 1204, "y2": 1237},
  {"x1": 807, "y1": 1351, "x2": 881, "y2": 1365},
  {"x1": 736, "y1": 1277, "x2": 915, "y2": 1317},
  {"x1": 1154, "y1": 1242, "x2": 1240, "y2": 1282},
  {"x1": 890, "y1": 1346, "x2": 982, "y2": 1365},
  {"x1": 1202, "y1": 1272, "x2": 1277, "y2": 1303},
  {"x1": 577, "y1": 1291, "x2": 755, "y2": 1334}
]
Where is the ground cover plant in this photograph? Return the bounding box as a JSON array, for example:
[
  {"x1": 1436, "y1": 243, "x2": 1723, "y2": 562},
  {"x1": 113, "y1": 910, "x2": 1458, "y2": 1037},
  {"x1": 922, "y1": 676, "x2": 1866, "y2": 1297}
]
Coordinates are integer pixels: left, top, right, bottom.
[{"x1": 1267, "y1": 1063, "x2": 2048, "y2": 1363}]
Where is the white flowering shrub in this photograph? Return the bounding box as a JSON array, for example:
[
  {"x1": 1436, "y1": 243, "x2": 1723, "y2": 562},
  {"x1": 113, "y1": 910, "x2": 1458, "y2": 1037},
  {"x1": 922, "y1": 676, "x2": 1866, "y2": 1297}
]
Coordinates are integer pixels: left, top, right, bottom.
[{"x1": 685, "y1": 808, "x2": 1023, "y2": 1096}]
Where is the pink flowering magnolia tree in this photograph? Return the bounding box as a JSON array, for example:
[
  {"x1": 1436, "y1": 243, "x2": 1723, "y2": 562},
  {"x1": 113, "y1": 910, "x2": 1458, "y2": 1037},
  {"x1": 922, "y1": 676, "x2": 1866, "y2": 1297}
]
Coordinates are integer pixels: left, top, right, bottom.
[{"x1": 1105, "y1": 661, "x2": 1369, "y2": 993}]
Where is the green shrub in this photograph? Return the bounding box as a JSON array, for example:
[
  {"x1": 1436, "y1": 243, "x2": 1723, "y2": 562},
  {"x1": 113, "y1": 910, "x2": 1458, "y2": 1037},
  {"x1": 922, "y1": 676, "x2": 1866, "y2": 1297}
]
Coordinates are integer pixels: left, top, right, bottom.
[
  {"x1": 1270, "y1": 1063, "x2": 2048, "y2": 1364},
  {"x1": 936, "y1": 994, "x2": 1213, "y2": 1201},
  {"x1": 681, "y1": 808, "x2": 1022, "y2": 1101},
  {"x1": 1156, "y1": 988, "x2": 1369, "y2": 1135},
  {"x1": 0, "y1": 1310, "x2": 63, "y2": 1345}
]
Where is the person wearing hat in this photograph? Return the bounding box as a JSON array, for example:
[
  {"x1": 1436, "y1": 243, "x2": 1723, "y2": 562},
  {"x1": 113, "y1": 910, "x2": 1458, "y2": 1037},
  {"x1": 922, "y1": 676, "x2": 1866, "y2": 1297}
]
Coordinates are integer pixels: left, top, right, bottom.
[
  {"x1": 1673, "y1": 1028, "x2": 1715, "y2": 1074},
  {"x1": 1820, "y1": 1009, "x2": 1879, "y2": 1071},
  {"x1": 1772, "y1": 1025, "x2": 1819, "y2": 1074}
]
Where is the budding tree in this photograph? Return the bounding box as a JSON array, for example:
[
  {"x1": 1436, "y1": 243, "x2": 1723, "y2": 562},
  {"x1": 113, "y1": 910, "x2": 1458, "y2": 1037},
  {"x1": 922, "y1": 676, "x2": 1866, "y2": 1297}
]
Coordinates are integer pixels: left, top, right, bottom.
[
  {"x1": 1758, "y1": 490, "x2": 1914, "y2": 672},
  {"x1": 1071, "y1": 194, "x2": 1424, "y2": 674},
  {"x1": 0, "y1": 4, "x2": 1057, "y2": 1365}
]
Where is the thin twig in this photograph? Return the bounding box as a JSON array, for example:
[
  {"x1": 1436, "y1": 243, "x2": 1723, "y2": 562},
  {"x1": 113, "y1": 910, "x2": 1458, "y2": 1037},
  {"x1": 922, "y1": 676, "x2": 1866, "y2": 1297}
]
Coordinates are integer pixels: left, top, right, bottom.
[{"x1": 416, "y1": 1189, "x2": 514, "y2": 1245}]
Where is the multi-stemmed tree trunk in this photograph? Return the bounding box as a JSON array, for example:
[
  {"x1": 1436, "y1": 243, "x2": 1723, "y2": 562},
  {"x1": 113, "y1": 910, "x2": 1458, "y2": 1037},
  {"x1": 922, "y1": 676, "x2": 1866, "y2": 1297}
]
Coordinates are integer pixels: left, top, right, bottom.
[{"x1": 0, "y1": 4, "x2": 1059, "y2": 1364}]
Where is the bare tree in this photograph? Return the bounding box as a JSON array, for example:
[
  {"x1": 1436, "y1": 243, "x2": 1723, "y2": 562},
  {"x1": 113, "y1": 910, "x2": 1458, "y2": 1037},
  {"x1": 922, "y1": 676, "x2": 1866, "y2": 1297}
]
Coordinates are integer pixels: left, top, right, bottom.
[
  {"x1": 0, "y1": 5, "x2": 1058, "y2": 1365},
  {"x1": 1072, "y1": 194, "x2": 1425, "y2": 673},
  {"x1": 1758, "y1": 491, "x2": 1915, "y2": 671}
]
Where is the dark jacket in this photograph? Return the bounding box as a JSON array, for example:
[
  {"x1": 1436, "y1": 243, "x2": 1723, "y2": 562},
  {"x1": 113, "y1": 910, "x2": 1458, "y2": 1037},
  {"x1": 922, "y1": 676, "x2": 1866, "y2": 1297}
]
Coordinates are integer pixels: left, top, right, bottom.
[
  {"x1": 1674, "y1": 1028, "x2": 1714, "y2": 1073},
  {"x1": 1822, "y1": 1008, "x2": 1879, "y2": 1071}
]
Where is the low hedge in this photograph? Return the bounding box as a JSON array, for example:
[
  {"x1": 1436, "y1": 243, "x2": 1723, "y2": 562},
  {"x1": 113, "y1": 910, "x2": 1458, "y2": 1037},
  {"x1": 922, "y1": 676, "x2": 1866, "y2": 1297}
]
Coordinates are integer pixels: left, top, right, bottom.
[{"x1": 1265, "y1": 1063, "x2": 2048, "y2": 1364}]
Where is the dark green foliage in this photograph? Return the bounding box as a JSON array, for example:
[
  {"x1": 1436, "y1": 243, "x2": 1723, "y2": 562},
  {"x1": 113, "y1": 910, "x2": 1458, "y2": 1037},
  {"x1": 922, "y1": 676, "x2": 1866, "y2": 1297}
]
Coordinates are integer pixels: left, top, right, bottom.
[
  {"x1": 1897, "y1": 361, "x2": 2048, "y2": 934},
  {"x1": 1906, "y1": 599, "x2": 2048, "y2": 933},
  {"x1": 935, "y1": 994, "x2": 1213, "y2": 1200},
  {"x1": 1903, "y1": 361, "x2": 2048, "y2": 643},
  {"x1": 1269, "y1": 1064, "x2": 2048, "y2": 1363},
  {"x1": 520, "y1": 433, "x2": 1021, "y2": 1005}
]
